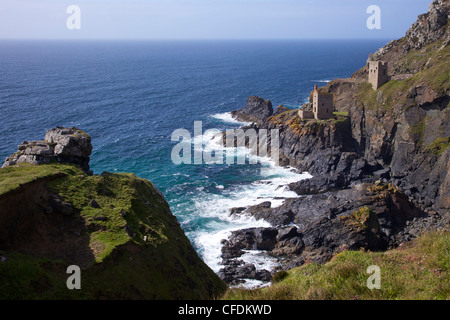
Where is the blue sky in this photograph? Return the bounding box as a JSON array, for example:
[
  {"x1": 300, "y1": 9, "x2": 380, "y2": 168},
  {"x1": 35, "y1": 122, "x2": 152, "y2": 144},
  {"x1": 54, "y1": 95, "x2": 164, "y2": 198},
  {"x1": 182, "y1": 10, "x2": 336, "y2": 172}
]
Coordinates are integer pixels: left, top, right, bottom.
[{"x1": 0, "y1": 0, "x2": 431, "y2": 40}]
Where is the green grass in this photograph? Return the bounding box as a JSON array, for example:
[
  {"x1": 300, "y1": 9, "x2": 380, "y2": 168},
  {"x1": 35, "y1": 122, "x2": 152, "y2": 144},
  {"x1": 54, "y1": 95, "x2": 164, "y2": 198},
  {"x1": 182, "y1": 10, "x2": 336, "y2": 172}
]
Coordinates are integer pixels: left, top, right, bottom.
[
  {"x1": 0, "y1": 162, "x2": 78, "y2": 196},
  {"x1": 333, "y1": 111, "x2": 349, "y2": 117},
  {"x1": 355, "y1": 40, "x2": 450, "y2": 113},
  {"x1": 409, "y1": 119, "x2": 427, "y2": 146},
  {"x1": 341, "y1": 207, "x2": 379, "y2": 232},
  {"x1": 0, "y1": 163, "x2": 227, "y2": 299},
  {"x1": 355, "y1": 82, "x2": 379, "y2": 110},
  {"x1": 424, "y1": 137, "x2": 450, "y2": 156},
  {"x1": 222, "y1": 231, "x2": 450, "y2": 300},
  {"x1": 397, "y1": 40, "x2": 450, "y2": 94},
  {"x1": 333, "y1": 111, "x2": 350, "y2": 131},
  {"x1": 45, "y1": 170, "x2": 172, "y2": 262}
]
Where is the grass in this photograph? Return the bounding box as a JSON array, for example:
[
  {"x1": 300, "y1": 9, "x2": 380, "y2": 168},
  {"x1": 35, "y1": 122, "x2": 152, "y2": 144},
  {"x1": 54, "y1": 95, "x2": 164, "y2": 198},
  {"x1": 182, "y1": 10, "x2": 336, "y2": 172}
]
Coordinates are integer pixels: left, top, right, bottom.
[
  {"x1": 409, "y1": 119, "x2": 427, "y2": 146},
  {"x1": 341, "y1": 207, "x2": 379, "y2": 232},
  {"x1": 333, "y1": 111, "x2": 350, "y2": 131},
  {"x1": 222, "y1": 231, "x2": 450, "y2": 300},
  {"x1": 0, "y1": 162, "x2": 76, "y2": 196},
  {"x1": 45, "y1": 170, "x2": 172, "y2": 262},
  {"x1": 0, "y1": 163, "x2": 227, "y2": 299},
  {"x1": 355, "y1": 40, "x2": 450, "y2": 113},
  {"x1": 333, "y1": 111, "x2": 349, "y2": 117},
  {"x1": 424, "y1": 137, "x2": 450, "y2": 156},
  {"x1": 355, "y1": 82, "x2": 379, "y2": 111}
]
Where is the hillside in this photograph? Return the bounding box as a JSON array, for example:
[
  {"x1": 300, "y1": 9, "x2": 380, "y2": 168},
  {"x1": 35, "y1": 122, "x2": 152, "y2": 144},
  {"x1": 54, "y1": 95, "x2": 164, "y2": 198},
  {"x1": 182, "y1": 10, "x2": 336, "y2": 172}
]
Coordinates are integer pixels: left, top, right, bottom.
[
  {"x1": 223, "y1": 231, "x2": 449, "y2": 300},
  {"x1": 0, "y1": 129, "x2": 226, "y2": 299}
]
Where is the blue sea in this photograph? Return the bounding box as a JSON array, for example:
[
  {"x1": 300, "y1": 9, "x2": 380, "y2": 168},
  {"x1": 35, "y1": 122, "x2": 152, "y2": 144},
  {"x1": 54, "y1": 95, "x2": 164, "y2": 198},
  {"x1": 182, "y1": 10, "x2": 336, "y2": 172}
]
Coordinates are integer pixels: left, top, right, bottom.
[{"x1": 0, "y1": 39, "x2": 387, "y2": 286}]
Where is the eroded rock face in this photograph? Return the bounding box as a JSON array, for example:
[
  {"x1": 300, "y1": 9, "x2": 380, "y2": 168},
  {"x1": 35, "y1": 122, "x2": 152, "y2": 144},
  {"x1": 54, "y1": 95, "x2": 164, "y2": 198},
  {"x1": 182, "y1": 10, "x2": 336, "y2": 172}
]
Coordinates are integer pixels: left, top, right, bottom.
[
  {"x1": 404, "y1": 0, "x2": 449, "y2": 51},
  {"x1": 2, "y1": 126, "x2": 92, "y2": 173}
]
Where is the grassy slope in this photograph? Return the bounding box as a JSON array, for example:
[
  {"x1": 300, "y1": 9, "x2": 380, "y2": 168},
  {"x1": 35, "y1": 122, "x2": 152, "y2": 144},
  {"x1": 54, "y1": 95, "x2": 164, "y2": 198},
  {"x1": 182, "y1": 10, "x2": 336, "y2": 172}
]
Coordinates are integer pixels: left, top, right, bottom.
[
  {"x1": 223, "y1": 231, "x2": 449, "y2": 300},
  {"x1": 0, "y1": 163, "x2": 226, "y2": 299},
  {"x1": 354, "y1": 40, "x2": 450, "y2": 157},
  {"x1": 355, "y1": 40, "x2": 450, "y2": 113}
]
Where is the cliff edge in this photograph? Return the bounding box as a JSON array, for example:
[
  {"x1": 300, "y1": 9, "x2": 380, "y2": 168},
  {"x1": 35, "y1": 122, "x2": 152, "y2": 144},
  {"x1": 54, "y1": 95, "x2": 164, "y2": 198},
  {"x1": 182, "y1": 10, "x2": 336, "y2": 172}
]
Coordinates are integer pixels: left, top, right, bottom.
[{"x1": 0, "y1": 127, "x2": 226, "y2": 299}]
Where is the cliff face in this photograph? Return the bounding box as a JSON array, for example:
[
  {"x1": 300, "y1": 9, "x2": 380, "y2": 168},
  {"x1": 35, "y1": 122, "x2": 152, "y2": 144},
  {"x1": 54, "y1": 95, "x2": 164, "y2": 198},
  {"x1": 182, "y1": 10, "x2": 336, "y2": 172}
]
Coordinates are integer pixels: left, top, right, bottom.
[
  {"x1": 305, "y1": 0, "x2": 450, "y2": 214},
  {"x1": 224, "y1": 0, "x2": 449, "y2": 285},
  {"x1": 0, "y1": 128, "x2": 226, "y2": 299},
  {"x1": 344, "y1": 0, "x2": 449, "y2": 213}
]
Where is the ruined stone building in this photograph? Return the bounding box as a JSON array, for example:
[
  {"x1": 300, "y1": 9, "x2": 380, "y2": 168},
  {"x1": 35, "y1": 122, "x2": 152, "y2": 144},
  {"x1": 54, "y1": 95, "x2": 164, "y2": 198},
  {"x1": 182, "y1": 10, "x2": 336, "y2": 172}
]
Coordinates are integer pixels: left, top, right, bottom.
[
  {"x1": 368, "y1": 60, "x2": 389, "y2": 90},
  {"x1": 299, "y1": 85, "x2": 334, "y2": 120}
]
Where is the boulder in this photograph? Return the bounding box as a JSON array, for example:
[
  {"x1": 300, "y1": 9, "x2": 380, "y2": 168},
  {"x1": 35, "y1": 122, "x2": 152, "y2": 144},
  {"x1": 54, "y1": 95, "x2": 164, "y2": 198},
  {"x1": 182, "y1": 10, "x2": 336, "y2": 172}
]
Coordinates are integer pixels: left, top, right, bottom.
[{"x1": 2, "y1": 126, "x2": 92, "y2": 173}]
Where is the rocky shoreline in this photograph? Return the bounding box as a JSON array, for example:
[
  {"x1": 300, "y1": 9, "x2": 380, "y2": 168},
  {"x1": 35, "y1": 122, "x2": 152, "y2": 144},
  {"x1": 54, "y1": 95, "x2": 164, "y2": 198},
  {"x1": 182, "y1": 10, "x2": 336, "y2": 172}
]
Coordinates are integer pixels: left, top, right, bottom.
[{"x1": 217, "y1": 0, "x2": 450, "y2": 286}]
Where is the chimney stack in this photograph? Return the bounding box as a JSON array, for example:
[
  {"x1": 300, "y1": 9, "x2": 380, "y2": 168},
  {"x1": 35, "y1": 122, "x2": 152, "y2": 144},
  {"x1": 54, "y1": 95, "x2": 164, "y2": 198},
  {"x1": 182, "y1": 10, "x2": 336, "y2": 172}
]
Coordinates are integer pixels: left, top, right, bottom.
[{"x1": 314, "y1": 84, "x2": 318, "y2": 91}]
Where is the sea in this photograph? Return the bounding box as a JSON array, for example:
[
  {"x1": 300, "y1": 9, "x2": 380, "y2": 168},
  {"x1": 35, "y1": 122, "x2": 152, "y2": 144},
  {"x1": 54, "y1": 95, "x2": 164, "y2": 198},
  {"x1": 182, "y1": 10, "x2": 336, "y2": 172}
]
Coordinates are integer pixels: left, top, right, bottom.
[{"x1": 0, "y1": 39, "x2": 388, "y2": 287}]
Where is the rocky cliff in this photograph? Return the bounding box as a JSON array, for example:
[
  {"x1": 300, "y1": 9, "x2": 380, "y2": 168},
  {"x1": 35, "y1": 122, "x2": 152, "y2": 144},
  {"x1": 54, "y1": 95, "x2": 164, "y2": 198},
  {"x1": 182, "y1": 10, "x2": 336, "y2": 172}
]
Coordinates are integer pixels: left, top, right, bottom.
[
  {"x1": 222, "y1": 0, "x2": 449, "y2": 285},
  {"x1": 0, "y1": 127, "x2": 226, "y2": 299},
  {"x1": 2, "y1": 126, "x2": 93, "y2": 173}
]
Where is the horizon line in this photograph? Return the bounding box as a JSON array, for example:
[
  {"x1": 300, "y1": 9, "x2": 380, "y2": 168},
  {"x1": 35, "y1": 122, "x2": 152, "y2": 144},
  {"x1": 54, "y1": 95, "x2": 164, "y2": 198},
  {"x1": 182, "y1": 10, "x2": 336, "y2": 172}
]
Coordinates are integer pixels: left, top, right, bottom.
[{"x1": 0, "y1": 37, "x2": 395, "y2": 42}]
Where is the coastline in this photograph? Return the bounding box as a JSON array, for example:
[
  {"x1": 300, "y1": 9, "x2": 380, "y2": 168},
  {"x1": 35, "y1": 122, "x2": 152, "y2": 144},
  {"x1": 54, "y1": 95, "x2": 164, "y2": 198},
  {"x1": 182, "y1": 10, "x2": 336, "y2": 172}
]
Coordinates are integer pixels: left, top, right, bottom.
[{"x1": 192, "y1": 113, "x2": 313, "y2": 287}]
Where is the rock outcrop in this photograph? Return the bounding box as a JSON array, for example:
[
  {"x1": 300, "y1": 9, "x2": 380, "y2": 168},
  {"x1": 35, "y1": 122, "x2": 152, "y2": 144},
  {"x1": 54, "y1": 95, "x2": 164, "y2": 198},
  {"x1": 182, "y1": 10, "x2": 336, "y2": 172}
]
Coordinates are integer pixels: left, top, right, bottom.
[
  {"x1": 231, "y1": 96, "x2": 273, "y2": 123},
  {"x1": 0, "y1": 129, "x2": 226, "y2": 300},
  {"x1": 2, "y1": 126, "x2": 93, "y2": 173}
]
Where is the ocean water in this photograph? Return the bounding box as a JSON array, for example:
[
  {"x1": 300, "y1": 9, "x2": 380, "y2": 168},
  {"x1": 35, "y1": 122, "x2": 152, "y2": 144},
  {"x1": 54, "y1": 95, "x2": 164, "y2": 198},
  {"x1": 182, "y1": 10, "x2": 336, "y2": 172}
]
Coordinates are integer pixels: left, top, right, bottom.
[{"x1": 0, "y1": 39, "x2": 387, "y2": 286}]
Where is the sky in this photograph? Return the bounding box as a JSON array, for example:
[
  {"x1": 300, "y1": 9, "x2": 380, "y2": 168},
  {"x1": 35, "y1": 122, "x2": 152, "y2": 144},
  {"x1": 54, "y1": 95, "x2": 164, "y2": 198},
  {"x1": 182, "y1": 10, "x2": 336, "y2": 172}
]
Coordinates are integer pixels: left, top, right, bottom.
[{"x1": 0, "y1": 0, "x2": 432, "y2": 40}]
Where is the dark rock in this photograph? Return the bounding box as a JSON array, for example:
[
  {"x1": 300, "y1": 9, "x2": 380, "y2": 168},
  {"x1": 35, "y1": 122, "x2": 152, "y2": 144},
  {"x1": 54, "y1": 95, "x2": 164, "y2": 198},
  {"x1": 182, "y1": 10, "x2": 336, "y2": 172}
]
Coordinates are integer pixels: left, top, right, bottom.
[
  {"x1": 245, "y1": 202, "x2": 294, "y2": 227},
  {"x1": 255, "y1": 269, "x2": 272, "y2": 282},
  {"x1": 93, "y1": 216, "x2": 108, "y2": 222},
  {"x1": 221, "y1": 243, "x2": 245, "y2": 260},
  {"x1": 276, "y1": 226, "x2": 300, "y2": 241},
  {"x1": 228, "y1": 207, "x2": 247, "y2": 216},
  {"x1": 218, "y1": 261, "x2": 272, "y2": 285},
  {"x1": 272, "y1": 237, "x2": 304, "y2": 256},
  {"x1": 89, "y1": 199, "x2": 101, "y2": 209},
  {"x1": 404, "y1": 0, "x2": 449, "y2": 51},
  {"x1": 258, "y1": 201, "x2": 272, "y2": 209},
  {"x1": 255, "y1": 228, "x2": 278, "y2": 250},
  {"x1": 273, "y1": 105, "x2": 290, "y2": 116},
  {"x1": 231, "y1": 96, "x2": 273, "y2": 123},
  {"x1": 124, "y1": 225, "x2": 135, "y2": 237},
  {"x1": 236, "y1": 263, "x2": 256, "y2": 279},
  {"x1": 48, "y1": 194, "x2": 74, "y2": 215}
]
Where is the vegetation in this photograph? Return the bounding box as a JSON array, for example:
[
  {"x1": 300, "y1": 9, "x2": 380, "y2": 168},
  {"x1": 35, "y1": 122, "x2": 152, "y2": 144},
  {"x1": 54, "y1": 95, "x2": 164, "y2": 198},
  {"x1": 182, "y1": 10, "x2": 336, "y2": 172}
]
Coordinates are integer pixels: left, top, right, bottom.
[
  {"x1": 424, "y1": 137, "x2": 450, "y2": 156},
  {"x1": 0, "y1": 162, "x2": 71, "y2": 196},
  {"x1": 355, "y1": 82, "x2": 380, "y2": 111},
  {"x1": 333, "y1": 111, "x2": 350, "y2": 131},
  {"x1": 0, "y1": 163, "x2": 226, "y2": 299},
  {"x1": 355, "y1": 40, "x2": 450, "y2": 113},
  {"x1": 341, "y1": 207, "x2": 379, "y2": 232},
  {"x1": 222, "y1": 231, "x2": 450, "y2": 300},
  {"x1": 333, "y1": 111, "x2": 349, "y2": 117},
  {"x1": 409, "y1": 119, "x2": 427, "y2": 146}
]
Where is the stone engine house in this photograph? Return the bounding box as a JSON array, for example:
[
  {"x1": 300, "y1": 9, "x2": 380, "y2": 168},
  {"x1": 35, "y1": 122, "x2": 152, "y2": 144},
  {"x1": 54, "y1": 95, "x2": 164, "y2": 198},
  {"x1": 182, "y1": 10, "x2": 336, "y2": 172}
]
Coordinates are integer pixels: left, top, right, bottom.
[
  {"x1": 368, "y1": 60, "x2": 389, "y2": 90},
  {"x1": 299, "y1": 85, "x2": 334, "y2": 120}
]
